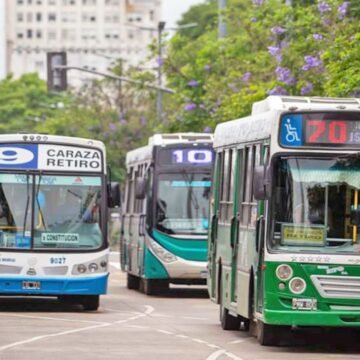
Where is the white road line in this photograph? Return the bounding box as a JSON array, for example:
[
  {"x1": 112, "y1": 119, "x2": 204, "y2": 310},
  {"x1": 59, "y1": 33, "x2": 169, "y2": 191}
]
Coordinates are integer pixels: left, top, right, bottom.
[
  {"x1": 206, "y1": 349, "x2": 243, "y2": 360},
  {"x1": 206, "y1": 350, "x2": 226, "y2": 360},
  {"x1": 228, "y1": 338, "x2": 250, "y2": 344},
  {"x1": 0, "y1": 313, "x2": 106, "y2": 325},
  {"x1": 0, "y1": 305, "x2": 154, "y2": 352},
  {"x1": 0, "y1": 323, "x2": 111, "y2": 352},
  {"x1": 157, "y1": 330, "x2": 174, "y2": 335},
  {"x1": 109, "y1": 261, "x2": 121, "y2": 269}
]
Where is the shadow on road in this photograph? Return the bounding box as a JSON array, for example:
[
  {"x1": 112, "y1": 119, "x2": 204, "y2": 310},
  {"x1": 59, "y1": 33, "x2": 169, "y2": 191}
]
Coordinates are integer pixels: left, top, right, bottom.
[
  {"x1": 0, "y1": 296, "x2": 83, "y2": 312},
  {"x1": 151, "y1": 285, "x2": 209, "y2": 299},
  {"x1": 267, "y1": 327, "x2": 360, "y2": 353}
]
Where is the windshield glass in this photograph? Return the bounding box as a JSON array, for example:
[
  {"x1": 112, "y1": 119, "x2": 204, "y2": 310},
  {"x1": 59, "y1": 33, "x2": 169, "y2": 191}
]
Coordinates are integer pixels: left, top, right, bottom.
[
  {"x1": 271, "y1": 156, "x2": 360, "y2": 254},
  {"x1": 0, "y1": 174, "x2": 33, "y2": 248},
  {"x1": 0, "y1": 174, "x2": 103, "y2": 250},
  {"x1": 155, "y1": 173, "x2": 211, "y2": 235}
]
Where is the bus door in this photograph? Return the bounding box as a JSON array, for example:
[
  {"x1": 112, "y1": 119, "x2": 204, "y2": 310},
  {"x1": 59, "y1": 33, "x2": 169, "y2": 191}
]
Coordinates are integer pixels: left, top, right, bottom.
[{"x1": 133, "y1": 164, "x2": 149, "y2": 276}]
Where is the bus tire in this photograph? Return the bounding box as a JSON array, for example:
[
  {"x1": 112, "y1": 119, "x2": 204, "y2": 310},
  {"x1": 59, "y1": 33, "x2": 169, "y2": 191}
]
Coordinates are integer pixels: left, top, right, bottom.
[
  {"x1": 219, "y1": 284, "x2": 240, "y2": 330},
  {"x1": 82, "y1": 295, "x2": 100, "y2": 311},
  {"x1": 257, "y1": 321, "x2": 281, "y2": 346},
  {"x1": 127, "y1": 273, "x2": 140, "y2": 290},
  {"x1": 142, "y1": 279, "x2": 168, "y2": 295}
]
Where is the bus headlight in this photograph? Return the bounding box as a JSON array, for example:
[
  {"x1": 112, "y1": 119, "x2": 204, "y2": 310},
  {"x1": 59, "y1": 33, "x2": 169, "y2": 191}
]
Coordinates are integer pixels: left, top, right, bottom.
[
  {"x1": 77, "y1": 264, "x2": 87, "y2": 273},
  {"x1": 276, "y1": 264, "x2": 293, "y2": 281},
  {"x1": 149, "y1": 238, "x2": 177, "y2": 263},
  {"x1": 289, "y1": 277, "x2": 306, "y2": 294},
  {"x1": 88, "y1": 263, "x2": 98, "y2": 272}
]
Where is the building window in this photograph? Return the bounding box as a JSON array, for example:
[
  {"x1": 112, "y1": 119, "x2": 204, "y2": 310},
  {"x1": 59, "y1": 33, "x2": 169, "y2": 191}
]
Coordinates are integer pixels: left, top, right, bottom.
[
  {"x1": 149, "y1": 10, "x2": 154, "y2": 21},
  {"x1": 48, "y1": 0, "x2": 56, "y2": 4},
  {"x1": 36, "y1": 30, "x2": 42, "y2": 38},
  {"x1": 17, "y1": 0, "x2": 24, "y2": 5},
  {"x1": 17, "y1": 13, "x2": 24, "y2": 22},
  {"x1": 82, "y1": 0, "x2": 96, "y2": 4},
  {"x1": 48, "y1": 30, "x2": 57, "y2": 40},
  {"x1": 27, "y1": 13, "x2": 33, "y2": 22},
  {"x1": 36, "y1": 0, "x2": 43, "y2": 4},
  {"x1": 48, "y1": 13, "x2": 56, "y2": 21},
  {"x1": 27, "y1": 29, "x2": 33, "y2": 38},
  {"x1": 17, "y1": 32, "x2": 24, "y2": 39},
  {"x1": 36, "y1": 13, "x2": 42, "y2": 22}
]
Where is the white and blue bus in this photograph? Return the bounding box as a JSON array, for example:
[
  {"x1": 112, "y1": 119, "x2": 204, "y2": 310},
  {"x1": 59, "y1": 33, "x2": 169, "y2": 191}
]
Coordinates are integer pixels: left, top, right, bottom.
[
  {"x1": 0, "y1": 134, "x2": 120, "y2": 310},
  {"x1": 121, "y1": 133, "x2": 214, "y2": 295}
]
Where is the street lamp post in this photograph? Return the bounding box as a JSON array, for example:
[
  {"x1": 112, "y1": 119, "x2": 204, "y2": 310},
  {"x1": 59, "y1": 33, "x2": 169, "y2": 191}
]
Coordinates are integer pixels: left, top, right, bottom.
[
  {"x1": 128, "y1": 21, "x2": 197, "y2": 122},
  {"x1": 218, "y1": 0, "x2": 227, "y2": 38}
]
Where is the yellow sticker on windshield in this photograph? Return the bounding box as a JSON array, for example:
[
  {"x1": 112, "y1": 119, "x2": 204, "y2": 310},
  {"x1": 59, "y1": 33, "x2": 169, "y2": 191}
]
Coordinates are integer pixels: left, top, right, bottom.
[{"x1": 281, "y1": 224, "x2": 326, "y2": 246}]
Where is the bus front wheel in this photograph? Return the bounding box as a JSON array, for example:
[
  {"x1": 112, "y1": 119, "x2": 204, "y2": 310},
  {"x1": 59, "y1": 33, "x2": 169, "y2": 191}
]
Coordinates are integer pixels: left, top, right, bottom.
[
  {"x1": 142, "y1": 279, "x2": 168, "y2": 295},
  {"x1": 127, "y1": 273, "x2": 140, "y2": 290},
  {"x1": 82, "y1": 295, "x2": 100, "y2": 311}
]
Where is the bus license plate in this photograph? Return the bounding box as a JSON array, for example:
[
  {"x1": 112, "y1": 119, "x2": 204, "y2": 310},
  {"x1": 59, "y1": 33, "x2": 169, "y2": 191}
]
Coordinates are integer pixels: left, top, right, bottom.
[
  {"x1": 292, "y1": 298, "x2": 317, "y2": 310},
  {"x1": 22, "y1": 281, "x2": 41, "y2": 290}
]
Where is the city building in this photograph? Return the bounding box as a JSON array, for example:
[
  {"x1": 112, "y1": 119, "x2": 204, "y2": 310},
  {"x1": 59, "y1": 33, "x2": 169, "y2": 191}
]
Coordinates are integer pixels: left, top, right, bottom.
[{"x1": 5, "y1": 0, "x2": 161, "y2": 87}]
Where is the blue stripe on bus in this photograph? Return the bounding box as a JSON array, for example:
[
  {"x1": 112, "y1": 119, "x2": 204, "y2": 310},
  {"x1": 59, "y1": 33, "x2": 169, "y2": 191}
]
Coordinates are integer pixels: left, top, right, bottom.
[
  {"x1": 152, "y1": 230, "x2": 208, "y2": 262},
  {"x1": 0, "y1": 274, "x2": 108, "y2": 295}
]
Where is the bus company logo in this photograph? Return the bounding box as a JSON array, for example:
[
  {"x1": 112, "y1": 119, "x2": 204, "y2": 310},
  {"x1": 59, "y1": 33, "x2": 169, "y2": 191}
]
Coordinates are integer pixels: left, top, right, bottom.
[
  {"x1": 73, "y1": 177, "x2": 83, "y2": 184},
  {"x1": 0, "y1": 145, "x2": 38, "y2": 169}
]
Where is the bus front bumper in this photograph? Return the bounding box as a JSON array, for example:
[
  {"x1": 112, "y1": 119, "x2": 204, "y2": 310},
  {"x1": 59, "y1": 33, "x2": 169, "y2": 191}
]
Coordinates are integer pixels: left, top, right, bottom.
[
  {"x1": 264, "y1": 308, "x2": 360, "y2": 327},
  {"x1": 0, "y1": 274, "x2": 108, "y2": 296}
]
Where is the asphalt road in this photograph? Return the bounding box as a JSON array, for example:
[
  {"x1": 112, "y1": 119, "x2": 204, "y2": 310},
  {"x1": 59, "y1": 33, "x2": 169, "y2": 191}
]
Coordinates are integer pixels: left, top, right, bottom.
[{"x1": 0, "y1": 252, "x2": 359, "y2": 360}]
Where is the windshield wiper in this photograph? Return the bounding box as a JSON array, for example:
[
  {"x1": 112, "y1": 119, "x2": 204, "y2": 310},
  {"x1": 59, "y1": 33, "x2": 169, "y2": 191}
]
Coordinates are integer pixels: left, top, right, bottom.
[
  {"x1": 36, "y1": 173, "x2": 47, "y2": 231},
  {"x1": 23, "y1": 172, "x2": 30, "y2": 237}
]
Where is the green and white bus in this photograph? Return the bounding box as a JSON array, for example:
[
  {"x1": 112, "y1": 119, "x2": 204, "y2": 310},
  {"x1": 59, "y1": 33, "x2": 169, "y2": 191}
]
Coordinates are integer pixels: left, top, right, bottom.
[
  {"x1": 120, "y1": 133, "x2": 214, "y2": 295},
  {"x1": 208, "y1": 96, "x2": 360, "y2": 345}
]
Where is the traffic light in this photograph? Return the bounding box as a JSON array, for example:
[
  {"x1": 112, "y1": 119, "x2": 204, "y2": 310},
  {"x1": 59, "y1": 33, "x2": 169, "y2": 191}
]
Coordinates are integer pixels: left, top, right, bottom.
[{"x1": 47, "y1": 52, "x2": 67, "y2": 92}]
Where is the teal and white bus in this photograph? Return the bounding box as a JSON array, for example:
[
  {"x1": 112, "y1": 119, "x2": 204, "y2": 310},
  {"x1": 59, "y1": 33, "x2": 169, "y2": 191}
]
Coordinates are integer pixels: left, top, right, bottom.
[
  {"x1": 208, "y1": 96, "x2": 360, "y2": 345},
  {"x1": 0, "y1": 134, "x2": 120, "y2": 310},
  {"x1": 120, "y1": 133, "x2": 214, "y2": 295}
]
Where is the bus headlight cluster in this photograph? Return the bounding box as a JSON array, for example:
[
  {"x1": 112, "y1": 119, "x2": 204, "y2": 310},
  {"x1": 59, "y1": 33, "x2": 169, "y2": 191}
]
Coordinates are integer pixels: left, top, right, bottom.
[
  {"x1": 275, "y1": 264, "x2": 307, "y2": 294},
  {"x1": 276, "y1": 264, "x2": 293, "y2": 281},
  {"x1": 72, "y1": 256, "x2": 108, "y2": 275},
  {"x1": 289, "y1": 277, "x2": 306, "y2": 294},
  {"x1": 149, "y1": 238, "x2": 177, "y2": 263}
]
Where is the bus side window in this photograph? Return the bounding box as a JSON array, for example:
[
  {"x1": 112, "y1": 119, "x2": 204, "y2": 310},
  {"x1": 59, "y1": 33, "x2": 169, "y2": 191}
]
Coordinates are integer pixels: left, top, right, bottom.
[
  {"x1": 219, "y1": 149, "x2": 235, "y2": 223},
  {"x1": 125, "y1": 167, "x2": 135, "y2": 214}
]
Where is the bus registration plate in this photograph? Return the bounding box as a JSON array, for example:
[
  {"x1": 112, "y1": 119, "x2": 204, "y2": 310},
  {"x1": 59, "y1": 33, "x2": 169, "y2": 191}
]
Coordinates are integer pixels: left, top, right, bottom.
[
  {"x1": 292, "y1": 298, "x2": 317, "y2": 310},
  {"x1": 22, "y1": 281, "x2": 41, "y2": 290}
]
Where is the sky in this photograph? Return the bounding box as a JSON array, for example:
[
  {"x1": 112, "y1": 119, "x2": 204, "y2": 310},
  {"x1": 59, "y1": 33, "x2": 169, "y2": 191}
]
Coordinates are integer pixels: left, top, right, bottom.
[{"x1": 0, "y1": 0, "x2": 205, "y2": 79}]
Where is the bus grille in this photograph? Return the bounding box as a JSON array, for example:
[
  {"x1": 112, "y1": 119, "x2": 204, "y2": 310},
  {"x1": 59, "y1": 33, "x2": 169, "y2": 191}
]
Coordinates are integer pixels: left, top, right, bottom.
[
  {"x1": 311, "y1": 275, "x2": 360, "y2": 299},
  {"x1": 43, "y1": 266, "x2": 68, "y2": 275},
  {"x1": 0, "y1": 264, "x2": 22, "y2": 274}
]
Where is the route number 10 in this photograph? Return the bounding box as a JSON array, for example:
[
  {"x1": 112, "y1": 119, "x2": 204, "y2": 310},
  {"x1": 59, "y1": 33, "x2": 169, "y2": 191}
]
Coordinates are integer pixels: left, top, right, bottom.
[{"x1": 173, "y1": 150, "x2": 213, "y2": 164}]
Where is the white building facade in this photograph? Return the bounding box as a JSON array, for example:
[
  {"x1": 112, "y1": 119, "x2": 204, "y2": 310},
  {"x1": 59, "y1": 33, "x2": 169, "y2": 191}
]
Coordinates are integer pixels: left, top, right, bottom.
[{"x1": 5, "y1": 0, "x2": 161, "y2": 87}]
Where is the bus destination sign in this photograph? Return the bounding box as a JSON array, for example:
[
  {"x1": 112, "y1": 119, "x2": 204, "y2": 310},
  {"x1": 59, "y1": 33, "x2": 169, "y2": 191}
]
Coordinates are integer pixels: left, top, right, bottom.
[
  {"x1": 280, "y1": 112, "x2": 360, "y2": 147},
  {"x1": 157, "y1": 148, "x2": 214, "y2": 166}
]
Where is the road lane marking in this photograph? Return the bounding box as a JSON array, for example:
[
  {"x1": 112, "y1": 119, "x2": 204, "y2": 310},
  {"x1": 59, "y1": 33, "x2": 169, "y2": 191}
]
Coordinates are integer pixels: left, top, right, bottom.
[
  {"x1": 0, "y1": 305, "x2": 154, "y2": 352},
  {"x1": 206, "y1": 349, "x2": 243, "y2": 360},
  {"x1": 228, "y1": 338, "x2": 251, "y2": 344},
  {"x1": 109, "y1": 261, "x2": 121, "y2": 269},
  {"x1": 183, "y1": 316, "x2": 208, "y2": 321},
  {"x1": 0, "y1": 313, "x2": 106, "y2": 325},
  {"x1": 0, "y1": 323, "x2": 111, "y2": 352}
]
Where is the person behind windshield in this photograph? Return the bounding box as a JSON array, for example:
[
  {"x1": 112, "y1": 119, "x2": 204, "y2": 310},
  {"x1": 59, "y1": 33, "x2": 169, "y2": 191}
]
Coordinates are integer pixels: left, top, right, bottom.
[{"x1": 294, "y1": 186, "x2": 333, "y2": 229}]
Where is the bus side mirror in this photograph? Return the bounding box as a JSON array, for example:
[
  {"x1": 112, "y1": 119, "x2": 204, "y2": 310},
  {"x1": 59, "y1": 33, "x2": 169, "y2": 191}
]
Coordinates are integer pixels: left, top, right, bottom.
[
  {"x1": 253, "y1": 165, "x2": 270, "y2": 200},
  {"x1": 135, "y1": 177, "x2": 146, "y2": 200},
  {"x1": 109, "y1": 182, "x2": 121, "y2": 208},
  {"x1": 350, "y1": 207, "x2": 360, "y2": 226}
]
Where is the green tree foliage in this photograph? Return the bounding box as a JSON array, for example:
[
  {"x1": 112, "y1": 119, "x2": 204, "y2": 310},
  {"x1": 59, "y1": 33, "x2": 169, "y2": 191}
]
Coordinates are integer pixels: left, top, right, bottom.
[
  {"x1": 162, "y1": 0, "x2": 359, "y2": 133},
  {"x1": 0, "y1": 73, "x2": 67, "y2": 133}
]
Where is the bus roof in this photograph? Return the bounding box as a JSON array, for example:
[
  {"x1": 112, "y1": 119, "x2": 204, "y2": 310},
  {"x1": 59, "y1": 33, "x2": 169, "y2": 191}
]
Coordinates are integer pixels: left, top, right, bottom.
[
  {"x1": 0, "y1": 134, "x2": 106, "y2": 151},
  {"x1": 126, "y1": 133, "x2": 214, "y2": 166},
  {"x1": 214, "y1": 96, "x2": 360, "y2": 148}
]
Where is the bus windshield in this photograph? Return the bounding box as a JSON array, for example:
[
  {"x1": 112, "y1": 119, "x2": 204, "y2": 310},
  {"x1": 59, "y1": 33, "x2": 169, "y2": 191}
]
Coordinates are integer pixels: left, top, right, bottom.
[
  {"x1": 155, "y1": 172, "x2": 211, "y2": 236},
  {"x1": 271, "y1": 156, "x2": 360, "y2": 254},
  {"x1": 0, "y1": 174, "x2": 103, "y2": 250}
]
